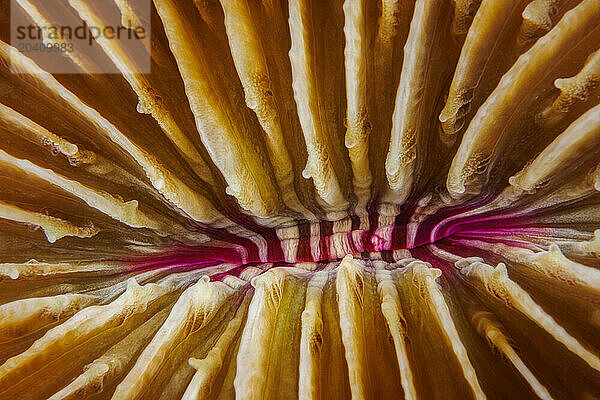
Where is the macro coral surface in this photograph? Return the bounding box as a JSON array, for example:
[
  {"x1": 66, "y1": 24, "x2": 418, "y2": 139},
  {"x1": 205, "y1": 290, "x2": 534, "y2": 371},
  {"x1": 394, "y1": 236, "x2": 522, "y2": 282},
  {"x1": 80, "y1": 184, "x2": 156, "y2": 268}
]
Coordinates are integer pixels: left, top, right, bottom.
[{"x1": 1, "y1": 0, "x2": 600, "y2": 399}]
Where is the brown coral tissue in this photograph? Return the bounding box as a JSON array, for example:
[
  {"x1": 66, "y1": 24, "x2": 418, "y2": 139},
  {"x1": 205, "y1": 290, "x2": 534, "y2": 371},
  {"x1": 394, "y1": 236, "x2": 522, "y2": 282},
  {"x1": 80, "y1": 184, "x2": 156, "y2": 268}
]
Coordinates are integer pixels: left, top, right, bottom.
[{"x1": 1, "y1": 0, "x2": 600, "y2": 399}]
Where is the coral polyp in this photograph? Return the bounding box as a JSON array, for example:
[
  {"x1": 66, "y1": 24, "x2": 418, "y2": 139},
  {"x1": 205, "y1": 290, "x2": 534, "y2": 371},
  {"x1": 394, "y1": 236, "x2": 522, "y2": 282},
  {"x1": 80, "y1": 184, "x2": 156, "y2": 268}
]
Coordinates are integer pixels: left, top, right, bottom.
[{"x1": 1, "y1": 0, "x2": 600, "y2": 399}]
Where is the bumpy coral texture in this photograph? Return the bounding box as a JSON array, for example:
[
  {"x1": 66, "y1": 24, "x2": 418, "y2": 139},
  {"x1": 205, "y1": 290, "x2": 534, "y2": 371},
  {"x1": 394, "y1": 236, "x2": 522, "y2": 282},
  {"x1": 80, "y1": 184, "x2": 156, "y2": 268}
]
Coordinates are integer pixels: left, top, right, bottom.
[{"x1": 1, "y1": 0, "x2": 600, "y2": 399}]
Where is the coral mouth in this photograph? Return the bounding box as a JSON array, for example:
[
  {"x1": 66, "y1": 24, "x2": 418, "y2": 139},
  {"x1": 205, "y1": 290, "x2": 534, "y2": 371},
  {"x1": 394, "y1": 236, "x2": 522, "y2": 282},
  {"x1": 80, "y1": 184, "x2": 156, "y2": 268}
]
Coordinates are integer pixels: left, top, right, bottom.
[{"x1": 131, "y1": 194, "x2": 551, "y2": 276}]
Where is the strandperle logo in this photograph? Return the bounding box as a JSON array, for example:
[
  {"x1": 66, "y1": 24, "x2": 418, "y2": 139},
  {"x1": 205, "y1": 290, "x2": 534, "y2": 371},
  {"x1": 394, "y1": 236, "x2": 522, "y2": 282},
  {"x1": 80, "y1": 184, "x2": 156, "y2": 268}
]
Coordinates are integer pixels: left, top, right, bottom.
[
  {"x1": 15, "y1": 21, "x2": 147, "y2": 45},
  {"x1": 10, "y1": 0, "x2": 151, "y2": 74}
]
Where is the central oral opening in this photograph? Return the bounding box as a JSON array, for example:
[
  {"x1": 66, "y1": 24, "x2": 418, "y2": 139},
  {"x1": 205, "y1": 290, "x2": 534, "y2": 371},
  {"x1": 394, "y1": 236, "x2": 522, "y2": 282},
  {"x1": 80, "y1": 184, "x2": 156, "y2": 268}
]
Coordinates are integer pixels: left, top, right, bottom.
[{"x1": 130, "y1": 194, "x2": 553, "y2": 278}]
